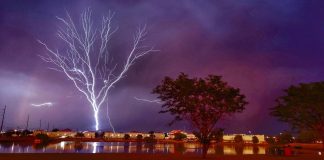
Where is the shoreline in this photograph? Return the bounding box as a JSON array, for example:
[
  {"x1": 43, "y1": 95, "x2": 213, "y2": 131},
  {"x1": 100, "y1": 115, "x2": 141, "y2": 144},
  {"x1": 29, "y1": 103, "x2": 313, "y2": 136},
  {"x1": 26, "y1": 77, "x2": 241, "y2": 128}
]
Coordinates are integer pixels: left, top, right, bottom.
[{"x1": 0, "y1": 153, "x2": 322, "y2": 160}]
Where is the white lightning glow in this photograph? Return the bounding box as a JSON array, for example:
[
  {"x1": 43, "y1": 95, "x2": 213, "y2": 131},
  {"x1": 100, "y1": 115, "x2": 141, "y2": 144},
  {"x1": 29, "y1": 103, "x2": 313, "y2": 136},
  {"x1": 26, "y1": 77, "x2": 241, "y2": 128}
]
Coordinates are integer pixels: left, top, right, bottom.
[
  {"x1": 106, "y1": 100, "x2": 116, "y2": 133},
  {"x1": 134, "y1": 97, "x2": 162, "y2": 104},
  {"x1": 38, "y1": 9, "x2": 157, "y2": 131},
  {"x1": 31, "y1": 102, "x2": 53, "y2": 107}
]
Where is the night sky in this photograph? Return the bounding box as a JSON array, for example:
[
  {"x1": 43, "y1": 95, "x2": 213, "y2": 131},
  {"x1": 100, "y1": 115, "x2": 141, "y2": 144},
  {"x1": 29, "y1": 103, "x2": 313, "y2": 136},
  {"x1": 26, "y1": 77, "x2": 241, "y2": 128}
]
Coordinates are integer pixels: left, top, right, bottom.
[{"x1": 1, "y1": 0, "x2": 324, "y2": 134}]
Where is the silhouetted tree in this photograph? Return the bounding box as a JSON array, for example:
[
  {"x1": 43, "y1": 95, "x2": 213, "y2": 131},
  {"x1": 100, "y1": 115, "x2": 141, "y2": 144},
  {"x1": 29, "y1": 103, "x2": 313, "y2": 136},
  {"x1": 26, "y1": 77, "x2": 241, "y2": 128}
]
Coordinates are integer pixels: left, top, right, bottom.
[
  {"x1": 52, "y1": 128, "x2": 59, "y2": 132},
  {"x1": 35, "y1": 133, "x2": 51, "y2": 144},
  {"x1": 95, "y1": 131, "x2": 104, "y2": 138},
  {"x1": 252, "y1": 136, "x2": 259, "y2": 144},
  {"x1": 4, "y1": 130, "x2": 16, "y2": 137},
  {"x1": 21, "y1": 130, "x2": 33, "y2": 136},
  {"x1": 173, "y1": 132, "x2": 187, "y2": 141},
  {"x1": 124, "y1": 134, "x2": 130, "y2": 140},
  {"x1": 211, "y1": 128, "x2": 224, "y2": 143},
  {"x1": 265, "y1": 136, "x2": 275, "y2": 145},
  {"x1": 296, "y1": 130, "x2": 320, "y2": 143},
  {"x1": 234, "y1": 135, "x2": 244, "y2": 144},
  {"x1": 136, "y1": 134, "x2": 143, "y2": 141},
  {"x1": 270, "y1": 82, "x2": 324, "y2": 149},
  {"x1": 153, "y1": 73, "x2": 247, "y2": 158},
  {"x1": 277, "y1": 132, "x2": 293, "y2": 144},
  {"x1": 75, "y1": 132, "x2": 85, "y2": 138},
  {"x1": 148, "y1": 131, "x2": 155, "y2": 139}
]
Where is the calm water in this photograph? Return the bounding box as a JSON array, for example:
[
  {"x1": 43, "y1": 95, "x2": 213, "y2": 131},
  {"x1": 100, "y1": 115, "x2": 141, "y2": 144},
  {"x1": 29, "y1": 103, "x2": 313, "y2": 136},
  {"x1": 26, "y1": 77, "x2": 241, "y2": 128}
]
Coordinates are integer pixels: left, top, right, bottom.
[{"x1": 0, "y1": 141, "x2": 267, "y2": 155}]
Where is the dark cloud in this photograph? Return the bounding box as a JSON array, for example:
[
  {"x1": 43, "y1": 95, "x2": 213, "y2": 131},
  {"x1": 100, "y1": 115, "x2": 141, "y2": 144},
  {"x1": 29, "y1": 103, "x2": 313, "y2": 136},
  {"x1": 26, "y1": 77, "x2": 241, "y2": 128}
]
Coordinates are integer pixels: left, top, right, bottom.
[{"x1": 0, "y1": 0, "x2": 323, "y2": 134}]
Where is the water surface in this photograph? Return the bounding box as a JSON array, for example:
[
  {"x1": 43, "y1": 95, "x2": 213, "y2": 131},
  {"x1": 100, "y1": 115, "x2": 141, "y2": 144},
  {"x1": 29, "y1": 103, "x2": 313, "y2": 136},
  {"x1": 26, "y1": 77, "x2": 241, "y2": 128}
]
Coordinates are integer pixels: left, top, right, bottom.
[{"x1": 0, "y1": 141, "x2": 267, "y2": 155}]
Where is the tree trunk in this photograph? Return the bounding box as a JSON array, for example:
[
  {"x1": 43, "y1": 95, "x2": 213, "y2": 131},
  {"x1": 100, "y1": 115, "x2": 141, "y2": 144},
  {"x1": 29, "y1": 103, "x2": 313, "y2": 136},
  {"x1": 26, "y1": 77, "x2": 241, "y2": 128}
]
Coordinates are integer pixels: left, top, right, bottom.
[
  {"x1": 202, "y1": 143, "x2": 209, "y2": 159},
  {"x1": 322, "y1": 136, "x2": 324, "y2": 151}
]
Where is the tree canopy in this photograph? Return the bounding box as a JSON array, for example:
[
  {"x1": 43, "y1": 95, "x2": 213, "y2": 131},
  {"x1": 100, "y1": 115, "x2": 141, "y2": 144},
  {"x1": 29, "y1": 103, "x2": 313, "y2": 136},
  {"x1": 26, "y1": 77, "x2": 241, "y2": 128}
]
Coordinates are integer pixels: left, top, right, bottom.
[
  {"x1": 153, "y1": 73, "x2": 247, "y2": 157},
  {"x1": 270, "y1": 82, "x2": 324, "y2": 147}
]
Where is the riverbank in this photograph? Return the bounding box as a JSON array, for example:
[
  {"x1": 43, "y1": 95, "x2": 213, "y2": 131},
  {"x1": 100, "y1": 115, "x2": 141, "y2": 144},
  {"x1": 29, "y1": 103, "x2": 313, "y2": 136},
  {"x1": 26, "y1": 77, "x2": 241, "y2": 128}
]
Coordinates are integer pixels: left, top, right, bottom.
[{"x1": 0, "y1": 153, "x2": 322, "y2": 160}]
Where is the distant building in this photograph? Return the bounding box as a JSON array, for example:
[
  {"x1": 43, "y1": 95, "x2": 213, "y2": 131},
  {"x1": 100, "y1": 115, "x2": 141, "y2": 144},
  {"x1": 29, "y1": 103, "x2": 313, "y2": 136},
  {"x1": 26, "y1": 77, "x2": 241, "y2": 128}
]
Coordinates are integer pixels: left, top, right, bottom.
[
  {"x1": 154, "y1": 132, "x2": 165, "y2": 140},
  {"x1": 33, "y1": 130, "x2": 46, "y2": 136},
  {"x1": 83, "y1": 131, "x2": 95, "y2": 138},
  {"x1": 46, "y1": 130, "x2": 77, "y2": 138},
  {"x1": 104, "y1": 132, "x2": 124, "y2": 139},
  {"x1": 126, "y1": 131, "x2": 149, "y2": 139},
  {"x1": 167, "y1": 130, "x2": 196, "y2": 140},
  {"x1": 223, "y1": 134, "x2": 265, "y2": 143}
]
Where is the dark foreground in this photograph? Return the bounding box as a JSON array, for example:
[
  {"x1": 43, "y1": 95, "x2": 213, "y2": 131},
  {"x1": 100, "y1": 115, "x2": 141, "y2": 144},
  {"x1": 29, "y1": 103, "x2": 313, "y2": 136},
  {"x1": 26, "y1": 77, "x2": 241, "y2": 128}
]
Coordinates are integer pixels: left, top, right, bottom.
[{"x1": 0, "y1": 153, "x2": 322, "y2": 160}]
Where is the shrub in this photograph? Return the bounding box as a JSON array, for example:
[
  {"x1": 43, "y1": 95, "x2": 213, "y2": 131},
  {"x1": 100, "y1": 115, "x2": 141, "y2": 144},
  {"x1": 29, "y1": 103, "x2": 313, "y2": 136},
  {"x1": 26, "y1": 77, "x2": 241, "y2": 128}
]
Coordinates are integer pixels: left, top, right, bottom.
[
  {"x1": 174, "y1": 132, "x2": 187, "y2": 141},
  {"x1": 136, "y1": 134, "x2": 143, "y2": 140},
  {"x1": 52, "y1": 128, "x2": 59, "y2": 132},
  {"x1": 35, "y1": 133, "x2": 51, "y2": 143},
  {"x1": 234, "y1": 135, "x2": 244, "y2": 144},
  {"x1": 296, "y1": 130, "x2": 319, "y2": 143},
  {"x1": 252, "y1": 136, "x2": 259, "y2": 144},
  {"x1": 277, "y1": 132, "x2": 293, "y2": 144},
  {"x1": 75, "y1": 132, "x2": 85, "y2": 138},
  {"x1": 4, "y1": 130, "x2": 16, "y2": 137},
  {"x1": 124, "y1": 134, "x2": 130, "y2": 140},
  {"x1": 265, "y1": 136, "x2": 276, "y2": 145}
]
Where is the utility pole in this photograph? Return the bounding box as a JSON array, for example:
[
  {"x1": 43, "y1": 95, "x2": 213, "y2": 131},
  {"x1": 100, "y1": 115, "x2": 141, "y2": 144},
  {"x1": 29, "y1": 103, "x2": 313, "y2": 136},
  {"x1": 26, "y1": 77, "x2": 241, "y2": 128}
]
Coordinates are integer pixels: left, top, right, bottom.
[
  {"x1": 26, "y1": 115, "x2": 29, "y2": 130},
  {"x1": 0, "y1": 105, "x2": 6, "y2": 132}
]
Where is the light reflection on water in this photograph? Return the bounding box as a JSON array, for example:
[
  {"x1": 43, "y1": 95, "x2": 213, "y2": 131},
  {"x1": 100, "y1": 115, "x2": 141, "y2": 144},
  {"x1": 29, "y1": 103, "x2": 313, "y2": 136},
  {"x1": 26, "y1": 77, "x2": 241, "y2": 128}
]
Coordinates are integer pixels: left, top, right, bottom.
[{"x1": 0, "y1": 141, "x2": 268, "y2": 155}]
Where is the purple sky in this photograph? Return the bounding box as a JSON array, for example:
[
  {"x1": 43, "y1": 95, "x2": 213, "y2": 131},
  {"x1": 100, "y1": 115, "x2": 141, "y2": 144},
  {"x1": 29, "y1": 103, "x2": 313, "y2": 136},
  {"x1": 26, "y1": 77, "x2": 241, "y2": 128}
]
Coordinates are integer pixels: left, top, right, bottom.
[{"x1": 0, "y1": 0, "x2": 324, "y2": 134}]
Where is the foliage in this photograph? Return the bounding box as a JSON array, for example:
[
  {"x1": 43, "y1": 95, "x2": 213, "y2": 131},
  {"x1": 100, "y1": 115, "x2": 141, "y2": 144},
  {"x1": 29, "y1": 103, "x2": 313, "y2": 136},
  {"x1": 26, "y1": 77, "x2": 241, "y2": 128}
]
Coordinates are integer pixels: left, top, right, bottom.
[
  {"x1": 153, "y1": 73, "x2": 247, "y2": 158},
  {"x1": 4, "y1": 130, "x2": 16, "y2": 137},
  {"x1": 211, "y1": 128, "x2": 224, "y2": 143},
  {"x1": 124, "y1": 134, "x2": 130, "y2": 140},
  {"x1": 265, "y1": 136, "x2": 276, "y2": 145},
  {"x1": 148, "y1": 131, "x2": 155, "y2": 139},
  {"x1": 270, "y1": 82, "x2": 324, "y2": 146},
  {"x1": 296, "y1": 130, "x2": 320, "y2": 143},
  {"x1": 277, "y1": 132, "x2": 293, "y2": 144},
  {"x1": 173, "y1": 132, "x2": 187, "y2": 141},
  {"x1": 95, "y1": 131, "x2": 104, "y2": 138},
  {"x1": 52, "y1": 128, "x2": 59, "y2": 132},
  {"x1": 234, "y1": 135, "x2": 244, "y2": 144},
  {"x1": 35, "y1": 133, "x2": 51, "y2": 143},
  {"x1": 136, "y1": 134, "x2": 143, "y2": 140},
  {"x1": 21, "y1": 130, "x2": 33, "y2": 136},
  {"x1": 75, "y1": 132, "x2": 85, "y2": 138},
  {"x1": 252, "y1": 136, "x2": 259, "y2": 144}
]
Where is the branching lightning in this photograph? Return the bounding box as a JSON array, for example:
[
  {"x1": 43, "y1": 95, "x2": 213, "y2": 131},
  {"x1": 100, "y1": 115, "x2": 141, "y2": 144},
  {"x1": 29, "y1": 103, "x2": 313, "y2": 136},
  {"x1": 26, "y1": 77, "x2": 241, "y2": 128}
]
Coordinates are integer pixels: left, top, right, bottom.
[
  {"x1": 31, "y1": 102, "x2": 53, "y2": 107},
  {"x1": 106, "y1": 99, "x2": 115, "y2": 133},
  {"x1": 134, "y1": 97, "x2": 162, "y2": 104},
  {"x1": 38, "y1": 9, "x2": 157, "y2": 131}
]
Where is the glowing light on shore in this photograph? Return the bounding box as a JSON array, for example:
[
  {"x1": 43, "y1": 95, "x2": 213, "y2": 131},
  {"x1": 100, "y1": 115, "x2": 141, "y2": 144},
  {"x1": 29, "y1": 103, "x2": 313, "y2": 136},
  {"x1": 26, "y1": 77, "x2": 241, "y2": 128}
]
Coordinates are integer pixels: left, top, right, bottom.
[{"x1": 30, "y1": 102, "x2": 53, "y2": 107}]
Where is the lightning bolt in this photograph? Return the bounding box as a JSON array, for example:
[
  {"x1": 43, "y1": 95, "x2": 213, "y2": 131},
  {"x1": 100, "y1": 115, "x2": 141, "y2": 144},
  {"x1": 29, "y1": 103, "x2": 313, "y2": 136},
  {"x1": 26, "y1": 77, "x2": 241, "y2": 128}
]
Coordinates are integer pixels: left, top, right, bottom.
[
  {"x1": 31, "y1": 102, "x2": 54, "y2": 107},
  {"x1": 39, "y1": 9, "x2": 157, "y2": 131},
  {"x1": 134, "y1": 97, "x2": 162, "y2": 104}
]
